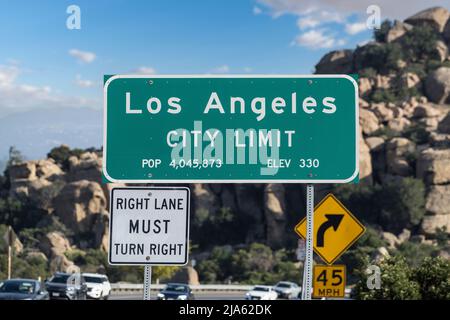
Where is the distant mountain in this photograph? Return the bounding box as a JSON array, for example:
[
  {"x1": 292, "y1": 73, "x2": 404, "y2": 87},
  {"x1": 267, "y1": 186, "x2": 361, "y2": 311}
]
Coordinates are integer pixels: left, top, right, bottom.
[{"x1": 0, "y1": 107, "x2": 102, "y2": 167}]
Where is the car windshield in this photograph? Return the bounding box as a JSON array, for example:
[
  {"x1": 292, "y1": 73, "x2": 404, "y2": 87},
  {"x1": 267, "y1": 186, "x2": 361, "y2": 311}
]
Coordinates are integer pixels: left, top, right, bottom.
[
  {"x1": 84, "y1": 276, "x2": 104, "y2": 283},
  {"x1": 49, "y1": 275, "x2": 70, "y2": 283},
  {"x1": 165, "y1": 284, "x2": 188, "y2": 292},
  {"x1": 276, "y1": 283, "x2": 292, "y2": 288},
  {"x1": 0, "y1": 281, "x2": 35, "y2": 294},
  {"x1": 253, "y1": 287, "x2": 270, "y2": 292}
]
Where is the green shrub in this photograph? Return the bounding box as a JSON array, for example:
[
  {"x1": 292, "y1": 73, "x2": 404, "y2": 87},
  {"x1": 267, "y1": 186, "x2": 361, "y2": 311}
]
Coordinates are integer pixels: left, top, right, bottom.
[
  {"x1": 334, "y1": 178, "x2": 425, "y2": 234},
  {"x1": 359, "y1": 68, "x2": 377, "y2": 79},
  {"x1": 403, "y1": 123, "x2": 430, "y2": 145},
  {"x1": 375, "y1": 178, "x2": 425, "y2": 233},
  {"x1": 395, "y1": 241, "x2": 439, "y2": 267},
  {"x1": 414, "y1": 257, "x2": 450, "y2": 300},
  {"x1": 402, "y1": 25, "x2": 438, "y2": 62},
  {"x1": 370, "y1": 89, "x2": 397, "y2": 103},
  {"x1": 47, "y1": 145, "x2": 84, "y2": 170},
  {"x1": 353, "y1": 255, "x2": 421, "y2": 299},
  {"x1": 354, "y1": 43, "x2": 404, "y2": 74}
]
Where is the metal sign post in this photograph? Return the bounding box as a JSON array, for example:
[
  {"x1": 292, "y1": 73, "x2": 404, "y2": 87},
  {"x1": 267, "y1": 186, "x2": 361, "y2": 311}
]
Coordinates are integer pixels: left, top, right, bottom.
[
  {"x1": 301, "y1": 185, "x2": 314, "y2": 300},
  {"x1": 143, "y1": 265, "x2": 152, "y2": 300}
]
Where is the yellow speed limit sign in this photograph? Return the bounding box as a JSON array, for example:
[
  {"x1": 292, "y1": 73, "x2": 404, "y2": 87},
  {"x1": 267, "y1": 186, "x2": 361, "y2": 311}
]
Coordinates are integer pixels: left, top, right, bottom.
[{"x1": 313, "y1": 265, "x2": 346, "y2": 298}]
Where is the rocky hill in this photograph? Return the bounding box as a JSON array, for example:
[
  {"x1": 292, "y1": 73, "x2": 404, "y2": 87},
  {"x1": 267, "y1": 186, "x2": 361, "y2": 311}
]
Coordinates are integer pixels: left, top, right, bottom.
[{"x1": 1, "y1": 7, "x2": 450, "y2": 283}]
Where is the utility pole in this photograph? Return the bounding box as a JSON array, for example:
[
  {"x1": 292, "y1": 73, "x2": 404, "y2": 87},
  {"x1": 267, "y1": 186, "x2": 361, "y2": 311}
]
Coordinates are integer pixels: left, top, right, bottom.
[{"x1": 7, "y1": 226, "x2": 13, "y2": 280}]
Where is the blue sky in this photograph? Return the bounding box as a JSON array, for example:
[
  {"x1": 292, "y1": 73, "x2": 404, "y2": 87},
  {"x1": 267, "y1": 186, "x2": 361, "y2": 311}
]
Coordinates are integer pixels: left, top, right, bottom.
[{"x1": 0, "y1": 0, "x2": 448, "y2": 160}]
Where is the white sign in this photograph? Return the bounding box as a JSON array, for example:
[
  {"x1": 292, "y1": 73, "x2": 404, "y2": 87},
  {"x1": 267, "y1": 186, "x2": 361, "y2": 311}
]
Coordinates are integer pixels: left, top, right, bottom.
[
  {"x1": 296, "y1": 239, "x2": 306, "y2": 261},
  {"x1": 109, "y1": 187, "x2": 190, "y2": 265}
]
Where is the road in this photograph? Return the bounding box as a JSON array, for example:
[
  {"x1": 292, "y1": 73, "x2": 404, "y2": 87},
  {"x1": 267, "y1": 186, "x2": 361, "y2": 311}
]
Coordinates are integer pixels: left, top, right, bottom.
[{"x1": 110, "y1": 291, "x2": 245, "y2": 300}]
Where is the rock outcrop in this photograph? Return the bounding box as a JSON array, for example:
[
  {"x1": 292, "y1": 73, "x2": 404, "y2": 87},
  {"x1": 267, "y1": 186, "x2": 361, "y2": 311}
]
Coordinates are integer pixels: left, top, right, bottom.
[
  {"x1": 52, "y1": 180, "x2": 108, "y2": 248},
  {"x1": 315, "y1": 50, "x2": 353, "y2": 74},
  {"x1": 426, "y1": 67, "x2": 450, "y2": 104},
  {"x1": 405, "y1": 7, "x2": 450, "y2": 32}
]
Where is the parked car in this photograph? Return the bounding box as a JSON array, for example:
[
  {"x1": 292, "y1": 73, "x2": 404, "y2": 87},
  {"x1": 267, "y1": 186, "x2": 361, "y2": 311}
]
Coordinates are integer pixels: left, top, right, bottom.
[
  {"x1": 45, "y1": 272, "x2": 88, "y2": 300},
  {"x1": 245, "y1": 285, "x2": 278, "y2": 300},
  {"x1": 157, "y1": 283, "x2": 195, "y2": 300},
  {"x1": 0, "y1": 279, "x2": 49, "y2": 300},
  {"x1": 273, "y1": 281, "x2": 301, "y2": 299},
  {"x1": 82, "y1": 273, "x2": 111, "y2": 300}
]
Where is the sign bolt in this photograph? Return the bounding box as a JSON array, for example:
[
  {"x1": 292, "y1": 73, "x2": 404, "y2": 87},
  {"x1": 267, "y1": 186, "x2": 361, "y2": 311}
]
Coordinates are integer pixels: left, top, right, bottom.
[
  {"x1": 146, "y1": 256, "x2": 150, "y2": 261},
  {"x1": 148, "y1": 173, "x2": 152, "y2": 178}
]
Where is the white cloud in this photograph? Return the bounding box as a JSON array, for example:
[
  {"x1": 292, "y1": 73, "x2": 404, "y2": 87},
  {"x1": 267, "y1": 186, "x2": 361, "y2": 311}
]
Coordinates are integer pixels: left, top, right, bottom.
[
  {"x1": 253, "y1": 6, "x2": 262, "y2": 15},
  {"x1": 257, "y1": 0, "x2": 450, "y2": 21},
  {"x1": 211, "y1": 65, "x2": 230, "y2": 73},
  {"x1": 256, "y1": 0, "x2": 450, "y2": 49},
  {"x1": 345, "y1": 22, "x2": 367, "y2": 35},
  {"x1": 243, "y1": 67, "x2": 253, "y2": 73},
  {"x1": 69, "y1": 49, "x2": 96, "y2": 64},
  {"x1": 294, "y1": 29, "x2": 345, "y2": 49},
  {"x1": 75, "y1": 74, "x2": 96, "y2": 88},
  {"x1": 297, "y1": 17, "x2": 320, "y2": 30},
  {"x1": 133, "y1": 66, "x2": 157, "y2": 74},
  {"x1": 0, "y1": 62, "x2": 97, "y2": 117}
]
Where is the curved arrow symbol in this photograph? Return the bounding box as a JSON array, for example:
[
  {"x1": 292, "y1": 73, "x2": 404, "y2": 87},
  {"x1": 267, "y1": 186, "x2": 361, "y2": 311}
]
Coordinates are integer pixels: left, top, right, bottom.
[{"x1": 316, "y1": 214, "x2": 344, "y2": 247}]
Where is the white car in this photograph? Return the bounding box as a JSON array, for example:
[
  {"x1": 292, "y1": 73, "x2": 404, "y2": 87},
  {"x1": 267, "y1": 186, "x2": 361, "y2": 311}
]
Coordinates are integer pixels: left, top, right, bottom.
[
  {"x1": 245, "y1": 285, "x2": 278, "y2": 300},
  {"x1": 82, "y1": 273, "x2": 111, "y2": 300},
  {"x1": 273, "y1": 281, "x2": 301, "y2": 299}
]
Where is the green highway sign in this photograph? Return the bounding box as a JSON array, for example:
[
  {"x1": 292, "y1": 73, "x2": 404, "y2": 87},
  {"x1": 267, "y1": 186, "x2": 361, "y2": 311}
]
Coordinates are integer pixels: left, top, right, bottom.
[{"x1": 103, "y1": 75, "x2": 358, "y2": 183}]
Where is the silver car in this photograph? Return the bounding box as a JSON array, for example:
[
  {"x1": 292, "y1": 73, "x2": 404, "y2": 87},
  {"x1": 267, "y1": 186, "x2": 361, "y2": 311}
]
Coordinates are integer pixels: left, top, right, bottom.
[{"x1": 273, "y1": 281, "x2": 301, "y2": 299}]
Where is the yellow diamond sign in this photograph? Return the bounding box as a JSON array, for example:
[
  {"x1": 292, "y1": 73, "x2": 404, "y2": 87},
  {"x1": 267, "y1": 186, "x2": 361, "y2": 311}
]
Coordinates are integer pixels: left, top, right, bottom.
[{"x1": 295, "y1": 194, "x2": 365, "y2": 265}]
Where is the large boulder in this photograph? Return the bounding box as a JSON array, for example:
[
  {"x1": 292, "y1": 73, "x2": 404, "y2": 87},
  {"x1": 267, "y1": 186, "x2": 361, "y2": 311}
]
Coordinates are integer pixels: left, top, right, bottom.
[
  {"x1": 358, "y1": 78, "x2": 372, "y2": 96},
  {"x1": 429, "y1": 132, "x2": 450, "y2": 148},
  {"x1": 425, "y1": 67, "x2": 450, "y2": 104},
  {"x1": 35, "y1": 159, "x2": 63, "y2": 180},
  {"x1": 53, "y1": 180, "x2": 107, "y2": 233},
  {"x1": 39, "y1": 231, "x2": 71, "y2": 258},
  {"x1": 401, "y1": 72, "x2": 421, "y2": 89},
  {"x1": 421, "y1": 215, "x2": 450, "y2": 235},
  {"x1": 433, "y1": 40, "x2": 449, "y2": 62},
  {"x1": 386, "y1": 21, "x2": 413, "y2": 43},
  {"x1": 192, "y1": 184, "x2": 219, "y2": 221},
  {"x1": 413, "y1": 104, "x2": 441, "y2": 119},
  {"x1": 9, "y1": 162, "x2": 36, "y2": 181},
  {"x1": 315, "y1": 50, "x2": 353, "y2": 74},
  {"x1": 404, "y1": 7, "x2": 450, "y2": 32},
  {"x1": 417, "y1": 148, "x2": 450, "y2": 185},
  {"x1": 425, "y1": 185, "x2": 450, "y2": 215},
  {"x1": 387, "y1": 117, "x2": 411, "y2": 132},
  {"x1": 438, "y1": 112, "x2": 450, "y2": 133},
  {"x1": 360, "y1": 109, "x2": 380, "y2": 135},
  {"x1": 66, "y1": 152, "x2": 102, "y2": 183},
  {"x1": 372, "y1": 103, "x2": 394, "y2": 122},
  {"x1": 169, "y1": 266, "x2": 200, "y2": 285},
  {"x1": 359, "y1": 133, "x2": 373, "y2": 184},
  {"x1": 264, "y1": 184, "x2": 286, "y2": 248},
  {"x1": 385, "y1": 138, "x2": 415, "y2": 176}
]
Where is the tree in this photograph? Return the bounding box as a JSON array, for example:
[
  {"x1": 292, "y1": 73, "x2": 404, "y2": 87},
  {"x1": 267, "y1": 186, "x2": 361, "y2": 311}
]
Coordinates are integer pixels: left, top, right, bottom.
[
  {"x1": 374, "y1": 178, "x2": 425, "y2": 233},
  {"x1": 353, "y1": 255, "x2": 421, "y2": 300},
  {"x1": 414, "y1": 257, "x2": 450, "y2": 300},
  {"x1": 374, "y1": 20, "x2": 393, "y2": 42},
  {"x1": 402, "y1": 25, "x2": 438, "y2": 62},
  {"x1": 7, "y1": 146, "x2": 23, "y2": 167}
]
